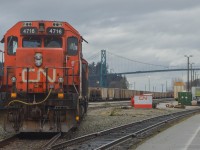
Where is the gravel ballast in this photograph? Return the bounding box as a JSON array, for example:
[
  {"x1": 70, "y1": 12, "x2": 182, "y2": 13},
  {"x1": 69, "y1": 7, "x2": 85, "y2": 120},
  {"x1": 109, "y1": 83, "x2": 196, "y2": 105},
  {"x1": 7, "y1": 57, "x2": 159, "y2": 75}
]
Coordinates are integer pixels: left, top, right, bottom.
[
  {"x1": 71, "y1": 103, "x2": 188, "y2": 138},
  {"x1": 0, "y1": 102, "x2": 198, "y2": 150}
]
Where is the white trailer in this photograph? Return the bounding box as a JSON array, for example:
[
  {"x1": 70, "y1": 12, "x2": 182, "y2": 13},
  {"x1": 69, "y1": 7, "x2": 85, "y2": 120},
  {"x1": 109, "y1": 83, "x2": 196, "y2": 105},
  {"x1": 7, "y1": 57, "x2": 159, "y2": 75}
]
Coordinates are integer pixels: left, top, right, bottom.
[{"x1": 191, "y1": 87, "x2": 200, "y2": 100}]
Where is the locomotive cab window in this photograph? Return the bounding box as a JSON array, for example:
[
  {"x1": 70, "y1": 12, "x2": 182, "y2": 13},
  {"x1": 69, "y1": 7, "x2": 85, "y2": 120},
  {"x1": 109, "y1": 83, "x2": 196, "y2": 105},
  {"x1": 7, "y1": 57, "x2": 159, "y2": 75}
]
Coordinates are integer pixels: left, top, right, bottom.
[
  {"x1": 44, "y1": 37, "x2": 62, "y2": 48},
  {"x1": 7, "y1": 36, "x2": 18, "y2": 55},
  {"x1": 67, "y1": 37, "x2": 78, "y2": 55},
  {"x1": 22, "y1": 36, "x2": 41, "y2": 48}
]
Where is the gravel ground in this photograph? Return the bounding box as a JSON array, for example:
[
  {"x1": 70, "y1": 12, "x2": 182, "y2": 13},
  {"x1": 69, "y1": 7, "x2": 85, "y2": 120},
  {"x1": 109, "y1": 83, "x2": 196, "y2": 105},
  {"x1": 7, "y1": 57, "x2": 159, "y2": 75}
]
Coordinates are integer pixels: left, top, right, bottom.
[
  {"x1": 0, "y1": 111, "x2": 15, "y2": 141},
  {"x1": 0, "y1": 139, "x2": 48, "y2": 150},
  {"x1": 70, "y1": 103, "x2": 187, "y2": 139},
  {"x1": 0, "y1": 102, "x2": 198, "y2": 149}
]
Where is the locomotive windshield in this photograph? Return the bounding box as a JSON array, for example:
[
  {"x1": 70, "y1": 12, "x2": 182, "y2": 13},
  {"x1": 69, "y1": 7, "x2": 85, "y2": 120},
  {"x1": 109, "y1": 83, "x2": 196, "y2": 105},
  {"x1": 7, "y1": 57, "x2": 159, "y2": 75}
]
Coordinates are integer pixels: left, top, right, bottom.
[
  {"x1": 22, "y1": 36, "x2": 62, "y2": 48},
  {"x1": 44, "y1": 37, "x2": 62, "y2": 48},
  {"x1": 22, "y1": 36, "x2": 41, "y2": 47}
]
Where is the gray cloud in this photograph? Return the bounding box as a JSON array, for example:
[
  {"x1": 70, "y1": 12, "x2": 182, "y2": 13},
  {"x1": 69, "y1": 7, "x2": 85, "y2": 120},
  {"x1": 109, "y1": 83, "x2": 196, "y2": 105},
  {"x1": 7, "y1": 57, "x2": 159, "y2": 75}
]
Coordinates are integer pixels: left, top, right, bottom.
[{"x1": 0, "y1": 0, "x2": 200, "y2": 90}]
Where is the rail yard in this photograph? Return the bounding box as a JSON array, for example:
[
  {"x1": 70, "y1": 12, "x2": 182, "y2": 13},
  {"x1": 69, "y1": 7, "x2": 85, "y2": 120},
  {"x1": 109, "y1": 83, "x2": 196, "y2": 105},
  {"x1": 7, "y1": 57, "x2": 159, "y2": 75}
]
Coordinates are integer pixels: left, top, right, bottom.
[
  {"x1": 0, "y1": 98, "x2": 199, "y2": 150},
  {"x1": 0, "y1": 19, "x2": 200, "y2": 150}
]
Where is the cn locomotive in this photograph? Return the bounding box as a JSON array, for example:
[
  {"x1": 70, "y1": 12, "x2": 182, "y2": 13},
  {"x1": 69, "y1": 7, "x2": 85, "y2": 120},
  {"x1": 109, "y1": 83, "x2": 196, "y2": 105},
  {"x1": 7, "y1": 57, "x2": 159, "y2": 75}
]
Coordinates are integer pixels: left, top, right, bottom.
[{"x1": 0, "y1": 21, "x2": 88, "y2": 132}]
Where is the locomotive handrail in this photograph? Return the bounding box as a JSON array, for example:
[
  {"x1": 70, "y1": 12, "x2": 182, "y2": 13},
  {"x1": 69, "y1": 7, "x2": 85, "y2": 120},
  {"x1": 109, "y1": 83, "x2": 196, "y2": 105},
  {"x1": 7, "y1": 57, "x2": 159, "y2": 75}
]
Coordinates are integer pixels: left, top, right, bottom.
[{"x1": 7, "y1": 88, "x2": 52, "y2": 106}]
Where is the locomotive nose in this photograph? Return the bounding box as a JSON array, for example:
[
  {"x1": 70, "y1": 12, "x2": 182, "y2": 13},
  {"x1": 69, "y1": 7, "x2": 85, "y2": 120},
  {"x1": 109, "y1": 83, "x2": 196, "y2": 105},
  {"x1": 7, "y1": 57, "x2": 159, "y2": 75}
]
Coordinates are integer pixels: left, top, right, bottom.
[{"x1": 16, "y1": 48, "x2": 64, "y2": 93}]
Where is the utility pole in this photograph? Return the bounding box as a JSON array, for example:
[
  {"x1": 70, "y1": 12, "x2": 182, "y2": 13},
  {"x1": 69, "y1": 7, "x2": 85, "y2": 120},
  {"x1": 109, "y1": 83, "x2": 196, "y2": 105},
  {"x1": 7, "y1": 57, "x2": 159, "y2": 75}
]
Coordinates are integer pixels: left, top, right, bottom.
[
  {"x1": 193, "y1": 70, "x2": 195, "y2": 82},
  {"x1": 148, "y1": 76, "x2": 150, "y2": 92},
  {"x1": 161, "y1": 84, "x2": 164, "y2": 98},
  {"x1": 161, "y1": 84, "x2": 164, "y2": 93},
  {"x1": 190, "y1": 63, "x2": 194, "y2": 88},
  {"x1": 184, "y1": 55, "x2": 192, "y2": 91}
]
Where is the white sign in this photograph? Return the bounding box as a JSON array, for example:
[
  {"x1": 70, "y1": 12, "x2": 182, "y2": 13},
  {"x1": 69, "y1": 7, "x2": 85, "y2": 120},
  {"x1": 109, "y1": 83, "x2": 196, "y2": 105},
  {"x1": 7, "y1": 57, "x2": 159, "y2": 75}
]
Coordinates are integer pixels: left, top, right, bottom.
[{"x1": 134, "y1": 95, "x2": 152, "y2": 105}]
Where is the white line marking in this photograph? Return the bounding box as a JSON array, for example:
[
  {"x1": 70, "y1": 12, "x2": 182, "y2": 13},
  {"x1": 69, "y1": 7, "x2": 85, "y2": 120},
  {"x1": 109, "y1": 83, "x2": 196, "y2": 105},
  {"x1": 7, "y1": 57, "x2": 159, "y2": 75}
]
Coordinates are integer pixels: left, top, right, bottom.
[{"x1": 183, "y1": 125, "x2": 200, "y2": 150}]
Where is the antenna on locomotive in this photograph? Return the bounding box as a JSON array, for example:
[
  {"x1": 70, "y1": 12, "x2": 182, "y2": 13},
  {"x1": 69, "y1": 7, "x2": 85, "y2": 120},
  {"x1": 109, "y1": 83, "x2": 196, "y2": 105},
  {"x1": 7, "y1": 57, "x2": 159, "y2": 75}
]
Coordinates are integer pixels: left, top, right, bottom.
[{"x1": 81, "y1": 36, "x2": 88, "y2": 44}]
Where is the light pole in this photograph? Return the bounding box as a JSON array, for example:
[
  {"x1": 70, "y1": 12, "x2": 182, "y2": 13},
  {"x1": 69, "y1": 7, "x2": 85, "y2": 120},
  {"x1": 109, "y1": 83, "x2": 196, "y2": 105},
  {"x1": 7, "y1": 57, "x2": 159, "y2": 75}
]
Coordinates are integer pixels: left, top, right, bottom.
[
  {"x1": 195, "y1": 72, "x2": 199, "y2": 86},
  {"x1": 184, "y1": 55, "x2": 192, "y2": 91},
  {"x1": 148, "y1": 76, "x2": 150, "y2": 92},
  {"x1": 190, "y1": 63, "x2": 194, "y2": 87}
]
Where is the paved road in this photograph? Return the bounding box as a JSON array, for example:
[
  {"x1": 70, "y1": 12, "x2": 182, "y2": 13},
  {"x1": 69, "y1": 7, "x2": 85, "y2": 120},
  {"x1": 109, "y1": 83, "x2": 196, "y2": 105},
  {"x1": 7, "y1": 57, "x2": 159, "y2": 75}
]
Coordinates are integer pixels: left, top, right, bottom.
[{"x1": 136, "y1": 113, "x2": 200, "y2": 150}]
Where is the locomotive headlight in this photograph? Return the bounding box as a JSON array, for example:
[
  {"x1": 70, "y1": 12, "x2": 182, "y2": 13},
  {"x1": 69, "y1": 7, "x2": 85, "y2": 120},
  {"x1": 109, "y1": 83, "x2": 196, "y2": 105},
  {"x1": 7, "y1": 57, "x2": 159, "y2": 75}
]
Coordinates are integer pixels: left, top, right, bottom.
[
  {"x1": 11, "y1": 77, "x2": 17, "y2": 83},
  {"x1": 35, "y1": 53, "x2": 42, "y2": 67},
  {"x1": 35, "y1": 59, "x2": 42, "y2": 67},
  {"x1": 58, "y1": 77, "x2": 64, "y2": 83},
  {"x1": 35, "y1": 53, "x2": 42, "y2": 60}
]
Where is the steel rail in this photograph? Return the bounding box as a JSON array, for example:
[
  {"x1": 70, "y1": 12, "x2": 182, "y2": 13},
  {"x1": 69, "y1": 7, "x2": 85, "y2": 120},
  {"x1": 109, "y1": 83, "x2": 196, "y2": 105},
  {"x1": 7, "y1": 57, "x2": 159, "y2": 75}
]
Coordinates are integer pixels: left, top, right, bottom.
[
  {"x1": 51, "y1": 109, "x2": 200, "y2": 150},
  {"x1": 42, "y1": 132, "x2": 62, "y2": 150},
  {"x1": 0, "y1": 134, "x2": 19, "y2": 148},
  {"x1": 95, "y1": 109, "x2": 197, "y2": 150}
]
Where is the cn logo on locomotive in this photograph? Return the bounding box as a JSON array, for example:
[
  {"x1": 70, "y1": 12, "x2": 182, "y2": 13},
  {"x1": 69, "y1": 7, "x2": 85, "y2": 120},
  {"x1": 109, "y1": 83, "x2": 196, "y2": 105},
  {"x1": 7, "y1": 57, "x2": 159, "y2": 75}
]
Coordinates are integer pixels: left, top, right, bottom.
[{"x1": 22, "y1": 68, "x2": 56, "y2": 82}]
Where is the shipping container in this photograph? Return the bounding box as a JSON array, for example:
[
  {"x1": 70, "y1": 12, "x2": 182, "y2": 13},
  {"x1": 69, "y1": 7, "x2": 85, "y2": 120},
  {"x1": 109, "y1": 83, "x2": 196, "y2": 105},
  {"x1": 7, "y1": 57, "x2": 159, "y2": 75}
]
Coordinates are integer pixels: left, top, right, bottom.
[
  {"x1": 178, "y1": 92, "x2": 192, "y2": 105},
  {"x1": 191, "y1": 87, "x2": 200, "y2": 100}
]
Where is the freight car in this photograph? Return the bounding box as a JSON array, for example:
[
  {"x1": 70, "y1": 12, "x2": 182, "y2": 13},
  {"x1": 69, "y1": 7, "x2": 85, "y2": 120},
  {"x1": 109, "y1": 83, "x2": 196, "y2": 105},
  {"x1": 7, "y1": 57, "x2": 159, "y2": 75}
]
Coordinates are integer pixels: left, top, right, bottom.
[
  {"x1": 0, "y1": 21, "x2": 88, "y2": 132},
  {"x1": 88, "y1": 87, "x2": 173, "y2": 101}
]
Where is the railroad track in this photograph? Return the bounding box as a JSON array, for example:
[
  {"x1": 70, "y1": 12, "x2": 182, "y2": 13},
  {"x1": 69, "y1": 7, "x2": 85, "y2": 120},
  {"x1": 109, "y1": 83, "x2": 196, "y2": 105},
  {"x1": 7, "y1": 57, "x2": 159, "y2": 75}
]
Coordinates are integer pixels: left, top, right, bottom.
[
  {"x1": 0, "y1": 134, "x2": 19, "y2": 148},
  {"x1": 0, "y1": 132, "x2": 62, "y2": 150},
  {"x1": 51, "y1": 108, "x2": 200, "y2": 150},
  {"x1": 41, "y1": 132, "x2": 62, "y2": 150}
]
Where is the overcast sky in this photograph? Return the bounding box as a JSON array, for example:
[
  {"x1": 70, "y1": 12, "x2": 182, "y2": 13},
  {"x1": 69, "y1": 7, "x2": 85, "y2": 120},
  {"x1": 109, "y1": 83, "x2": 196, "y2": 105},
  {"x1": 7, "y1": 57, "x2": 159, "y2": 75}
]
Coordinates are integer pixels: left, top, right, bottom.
[{"x1": 1, "y1": 0, "x2": 200, "y2": 91}]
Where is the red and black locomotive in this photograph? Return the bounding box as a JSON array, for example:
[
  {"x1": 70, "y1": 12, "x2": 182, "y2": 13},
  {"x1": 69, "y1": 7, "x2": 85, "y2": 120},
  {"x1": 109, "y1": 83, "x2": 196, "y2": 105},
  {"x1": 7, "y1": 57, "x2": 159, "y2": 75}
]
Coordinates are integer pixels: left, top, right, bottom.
[{"x1": 0, "y1": 21, "x2": 88, "y2": 132}]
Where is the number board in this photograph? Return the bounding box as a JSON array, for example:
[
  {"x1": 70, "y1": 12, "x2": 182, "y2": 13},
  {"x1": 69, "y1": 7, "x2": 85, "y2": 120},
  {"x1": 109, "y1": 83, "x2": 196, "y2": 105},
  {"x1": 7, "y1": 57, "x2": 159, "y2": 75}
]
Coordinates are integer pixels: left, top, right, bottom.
[
  {"x1": 46, "y1": 27, "x2": 64, "y2": 35},
  {"x1": 20, "y1": 27, "x2": 38, "y2": 35}
]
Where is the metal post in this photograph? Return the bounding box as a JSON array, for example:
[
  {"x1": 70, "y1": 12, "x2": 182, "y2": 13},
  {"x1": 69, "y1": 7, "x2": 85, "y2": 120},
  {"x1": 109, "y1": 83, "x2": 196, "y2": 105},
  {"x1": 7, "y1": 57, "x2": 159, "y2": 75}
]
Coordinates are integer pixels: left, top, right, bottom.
[
  {"x1": 190, "y1": 63, "x2": 194, "y2": 88},
  {"x1": 148, "y1": 76, "x2": 150, "y2": 91},
  {"x1": 193, "y1": 69, "x2": 195, "y2": 82},
  {"x1": 195, "y1": 72, "x2": 197, "y2": 86},
  {"x1": 184, "y1": 55, "x2": 192, "y2": 92},
  {"x1": 187, "y1": 57, "x2": 189, "y2": 91}
]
